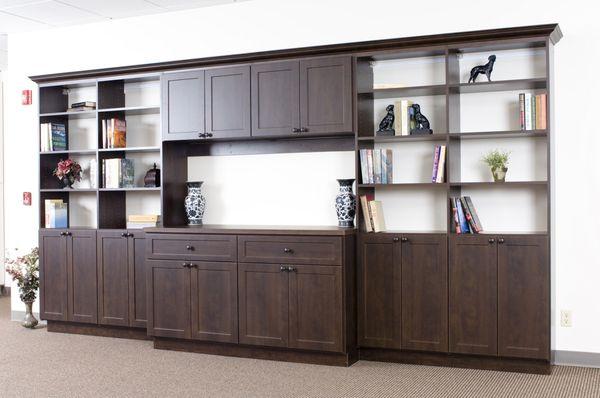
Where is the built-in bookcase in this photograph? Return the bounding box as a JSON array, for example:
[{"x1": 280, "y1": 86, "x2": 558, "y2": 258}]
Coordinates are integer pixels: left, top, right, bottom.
[
  {"x1": 356, "y1": 37, "x2": 552, "y2": 234},
  {"x1": 39, "y1": 74, "x2": 162, "y2": 229}
]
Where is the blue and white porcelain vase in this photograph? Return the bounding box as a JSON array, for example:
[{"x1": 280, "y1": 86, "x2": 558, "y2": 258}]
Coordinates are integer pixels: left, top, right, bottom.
[
  {"x1": 184, "y1": 181, "x2": 206, "y2": 225},
  {"x1": 335, "y1": 178, "x2": 356, "y2": 228}
]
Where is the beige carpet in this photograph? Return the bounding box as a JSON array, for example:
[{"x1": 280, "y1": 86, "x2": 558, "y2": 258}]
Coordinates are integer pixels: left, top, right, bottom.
[{"x1": 1, "y1": 296, "x2": 599, "y2": 398}]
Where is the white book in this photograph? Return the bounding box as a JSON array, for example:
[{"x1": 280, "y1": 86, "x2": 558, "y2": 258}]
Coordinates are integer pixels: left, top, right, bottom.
[
  {"x1": 524, "y1": 93, "x2": 532, "y2": 130},
  {"x1": 401, "y1": 100, "x2": 413, "y2": 135},
  {"x1": 393, "y1": 101, "x2": 402, "y2": 135},
  {"x1": 436, "y1": 145, "x2": 446, "y2": 183},
  {"x1": 102, "y1": 120, "x2": 107, "y2": 149}
]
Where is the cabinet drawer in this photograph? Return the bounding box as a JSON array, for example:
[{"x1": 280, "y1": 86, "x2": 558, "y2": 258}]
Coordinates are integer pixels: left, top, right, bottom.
[
  {"x1": 146, "y1": 234, "x2": 237, "y2": 262},
  {"x1": 238, "y1": 235, "x2": 342, "y2": 265}
]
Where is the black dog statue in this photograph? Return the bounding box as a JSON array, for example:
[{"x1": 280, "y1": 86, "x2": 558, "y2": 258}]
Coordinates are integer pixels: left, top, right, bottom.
[
  {"x1": 410, "y1": 104, "x2": 432, "y2": 134},
  {"x1": 377, "y1": 104, "x2": 395, "y2": 135},
  {"x1": 468, "y1": 54, "x2": 496, "y2": 83}
]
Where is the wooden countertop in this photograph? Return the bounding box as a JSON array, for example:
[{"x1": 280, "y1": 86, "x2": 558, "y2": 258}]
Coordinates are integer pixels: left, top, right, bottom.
[{"x1": 144, "y1": 224, "x2": 357, "y2": 236}]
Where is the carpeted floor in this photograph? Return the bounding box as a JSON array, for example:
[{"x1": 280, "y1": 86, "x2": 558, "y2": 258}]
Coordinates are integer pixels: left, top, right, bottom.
[{"x1": 1, "y1": 296, "x2": 599, "y2": 398}]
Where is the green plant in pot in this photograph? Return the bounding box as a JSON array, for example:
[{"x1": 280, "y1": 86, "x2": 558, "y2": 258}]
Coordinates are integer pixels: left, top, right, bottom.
[
  {"x1": 482, "y1": 149, "x2": 510, "y2": 182},
  {"x1": 5, "y1": 247, "x2": 40, "y2": 328}
]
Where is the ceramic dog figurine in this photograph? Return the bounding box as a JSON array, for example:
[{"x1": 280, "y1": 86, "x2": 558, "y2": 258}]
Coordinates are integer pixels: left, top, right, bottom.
[
  {"x1": 410, "y1": 104, "x2": 432, "y2": 134},
  {"x1": 377, "y1": 104, "x2": 395, "y2": 135},
  {"x1": 468, "y1": 54, "x2": 497, "y2": 83}
]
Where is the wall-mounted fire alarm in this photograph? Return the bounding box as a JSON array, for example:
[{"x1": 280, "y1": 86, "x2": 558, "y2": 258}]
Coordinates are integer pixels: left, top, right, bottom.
[
  {"x1": 22, "y1": 90, "x2": 32, "y2": 105},
  {"x1": 23, "y1": 192, "x2": 32, "y2": 206}
]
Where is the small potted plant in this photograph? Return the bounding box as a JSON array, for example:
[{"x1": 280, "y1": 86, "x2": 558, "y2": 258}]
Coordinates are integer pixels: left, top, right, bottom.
[
  {"x1": 482, "y1": 149, "x2": 510, "y2": 182},
  {"x1": 54, "y1": 158, "x2": 82, "y2": 188},
  {"x1": 5, "y1": 247, "x2": 40, "y2": 328}
]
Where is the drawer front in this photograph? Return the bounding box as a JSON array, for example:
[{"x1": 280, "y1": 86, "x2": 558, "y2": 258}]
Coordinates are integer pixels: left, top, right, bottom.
[
  {"x1": 146, "y1": 234, "x2": 237, "y2": 262},
  {"x1": 238, "y1": 235, "x2": 342, "y2": 265}
]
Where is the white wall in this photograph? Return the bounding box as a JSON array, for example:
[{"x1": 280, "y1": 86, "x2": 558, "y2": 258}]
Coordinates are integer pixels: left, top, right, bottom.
[
  {"x1": 3, "y1": 0, "x2": 599, "y2": 353},
  {"x1": 0, "y1": 34, "x2": 6, "y2": 289}
]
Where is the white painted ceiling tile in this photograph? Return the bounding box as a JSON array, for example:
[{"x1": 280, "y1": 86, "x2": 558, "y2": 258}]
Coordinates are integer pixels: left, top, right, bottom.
[
  {"x1": 147, "y1": 0, "x2": 233, "y2": 9},
  {"x1": 0, "y1": 0, "x2": 41, "y2": 9},
  {"x1": 59, "y1": 0, "x2": 164, "y2": 18},
  {"x1": 0, "y1": 10, "x2": 49, "y2": 33},
  {"x1": 4, "y1": 1, "x2": 100, "y2": 25}
]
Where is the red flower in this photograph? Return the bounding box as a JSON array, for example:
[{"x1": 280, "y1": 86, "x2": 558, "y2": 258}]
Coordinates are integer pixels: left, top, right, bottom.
[{"x1": 53, "y1": 159, "x2": 82, "y2": 182}]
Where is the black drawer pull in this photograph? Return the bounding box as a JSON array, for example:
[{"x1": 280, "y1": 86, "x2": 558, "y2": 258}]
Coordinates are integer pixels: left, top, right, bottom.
[
  {"x1": 401, "y1": 237, "x2": 408, "y2": 242},
  {"x1": 280, "y1": 265, "x2": 288, "y2": 272},
  {"x1": 186, "y1": 245, "x2": 194, "y2": 251},
  {"x1": 283, "y1": 247, "x2": 293, "y2": 254},
  {"x1": 498, "y1": 238, "x2": 505, "y2": 244},
  {"x1": 392, "y1": 237, "x2": 399, "y2": 242},
  {"x1": 488, "y1": 238, "x2": 495, "y2": 244}
]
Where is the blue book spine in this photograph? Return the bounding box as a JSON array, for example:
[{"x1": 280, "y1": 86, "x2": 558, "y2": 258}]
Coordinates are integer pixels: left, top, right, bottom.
[
  {"x1": 455, "y1": 198, "x2": 470, "y2": 234},
  {"x1": 381, "y1": 150, "x2": 387, "y2": 184}
]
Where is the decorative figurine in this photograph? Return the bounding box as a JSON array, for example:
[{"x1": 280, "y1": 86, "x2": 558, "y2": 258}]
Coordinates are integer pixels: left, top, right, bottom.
[
  {"x1": 468, "y1": 54, "x2": 497, "y2": 83},
  {"x1": 184, "y1": 181, "x2": 206, "y2": 225},
  {"x1": 144, "y1": 163, "x2": 161, "y2": 188},
  {"x1": 376, "y1": 104, "x2": 395, "y2": 135},
  {"x1": 335, "y1": 179, "x2": 356, "y2": 228},
  {"x1": 410, "y1": 104, "x2": 433, "y2": 134}
]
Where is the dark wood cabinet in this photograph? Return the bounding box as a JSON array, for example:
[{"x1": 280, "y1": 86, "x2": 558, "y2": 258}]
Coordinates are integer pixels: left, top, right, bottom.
[
  {"x1": 191, "y1": 262, "x2": 238, "y2": 343},
  {"x1": 449, "y1": 235, "x2": 498, "y2": 355},
  {"x1": 299, "y1": 56, "x2": 353, "y2": 135},
  {"x1": 289, "y1": 265, "x2": 343, "y2": 352},
  {"x1": 401, "y1": 234, "x2": 448, "y2": 352},
  {"x1": 40, "y1": 230, "x2": 68, "y2": 321},
  {"x1": 238, "y1": 263, "x2": 288, "y2": 348},
  {"x1": 146, "y1": 233, "x2": 237, "y2": 262},
  {"x1": 161, "y1": 70, "x2": 205, "y2": 140},
  {"x1": 205, "y1": 65, "x2": 251, "y2": 139},
  {"x1": 358, "y1": 234, "x2": 401, "y2": 349},
  {"x1": 238, "y1": 235, "x2": 341, "y2": 265},
  {"x1": 251, "y1": 61, "x2": 300, "y2": 137},
  {"x1": 498, "y1": 235, "x2": 549, "y2": 360},
  {"x1": 147, "y1": 260, "x2": 191, "y2": 339},
  {"x1": 97, "y1": 230, "x2": 147, "y2": 328}
]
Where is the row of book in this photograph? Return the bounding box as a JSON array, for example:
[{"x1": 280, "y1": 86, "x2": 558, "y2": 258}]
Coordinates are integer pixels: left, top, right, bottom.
[
  {"x1": 127, "y1": 214, "x2": 160, "y2": 229},
  {"x1": 102, "y1": 158, "x2": 134, "y2": 188},
  {"x1": 102, "y1": 118, "x2": 127, "y2": 149},
  {"x1": 519, "y1": 93, "x2": 547, "y2": 130},
  {"x1": 359, "y1": 149, "x2": 393, "y2": 184},
  {"x1": 431, "y1": 145, "x2": 446, "y2": 183},
  {"x1": 44, "y1": 199, "x2": 68, "y2": 228},
  {"x1": 67, "y1": 101, "x2": 96, "y2": 112},
  {"x1": 450, "y1": 196, "x2": 483, "y2": 234},
  {"x1": 40, "y1": 123, "x2": 66, "y2": 152},
  {"x1": 360, "y1": 194, "x2": 386, "y2": 232}
]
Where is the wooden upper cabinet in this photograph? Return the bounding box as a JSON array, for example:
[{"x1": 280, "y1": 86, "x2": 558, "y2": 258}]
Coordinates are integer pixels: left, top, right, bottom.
[
  {"x1": 68, "y1": 230, "x2": 98, "y2": 324},
  {"x1": 161, "y1": 70, "x2": 205, "y2": 141},
  {"x1": 449, "y1": 235, "x2": 498, "y2": 356},
  {"x1": 97, "y1": 230, "x2": 130, "y2": 327},
  {"x1": 39, "y1": 230, "x2": 68, "y2": 321},
  {"x1": 358, "y1": 234, "x2": 401, "y2": 349},
  {"x1": 299, "y1": 56, "x2": 353, "y2": 135},
  {"x1": 251, "y1": 61, "x2": 300, "y2": 137},
  {"x1": 289, "y1": 265, "x2": 343, "y2": 352},
  {"x1": 401, "y1": 234, "x2": 448, "y2": 353},
  {"x1": 205, "y1": 65, "x2": 251, "y2": 139},
  {"x1": 498, "y1": 235, "x2": 549, "y2": 360}
]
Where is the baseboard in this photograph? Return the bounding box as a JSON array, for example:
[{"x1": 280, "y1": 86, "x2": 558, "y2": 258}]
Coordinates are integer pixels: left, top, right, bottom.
[
  {"x1": 47, "y1": 320, "x2": 151, "y2": 340},
  {"x1": 552, "y1": 350, "x2": 600, "y2": 368}
]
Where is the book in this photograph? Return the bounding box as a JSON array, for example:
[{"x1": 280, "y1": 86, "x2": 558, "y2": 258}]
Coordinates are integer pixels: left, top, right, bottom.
[
  {"x1": 67, "y1": 106, "x2": 95, "y2": 112},
  {"x1": 436, "y1": 145, "x2": 446, "y2": 183},
  {"x1": 464, "y1": 196, "x2": 484, "y2": 232},
  {"x1": 460, "y1": 197, "x2": 479, "y2": 233},
  {"x1": 380, "y1": 150, "x2": 387, "y2": 184},
  {"x1": 120, "y1": 159, "x2": 135, "y2": 188},
  {"x1": 359, "y1": 195, "x2": 374, "y2": 232},
  {"x1": 385, "y1": 149, "x2": 393, "y2": 184},
  {"x1": 103, "y1": 158, "x2": 135, "y2": 188},
  {"x1": 369, "y1": 200, "x2": 386, "y2": 232},
  {"x1": 531, "y1": 94, "x2": 536, "y2": 130},
  {"x1": 45, "y1": 199, "x2": 67, "y2": 228},
  {"x1": 70, "y1": 101, "x2": 96, "y2": 109},
  {"x1": 366, "y1": 149, "x2": 374, "y2": 184},
  {"x1": 128, "y1": 214, "x2": 160, "y2": 223},
  {"x1": 51, "y1": 123, "x2": 67, "y2": 151},
  {"x1": 450, "y1": 198, "x2": 461, "y2": 234},
  {"x1": 113, "y1": 119, "x2": 127, "y2": 148},
  {"x1": 393, "y1": 101, "x2": 402, "y2": 135},
  {"x1": 524, "y1": 93, "x2": 532, "y2": 130},
  {"x1": 373, "y1": 149, "x2": 382, "y2": 184},
  {"x1": 455, "y1": 198, "x2": 470, "y2": 234},
  {"x1": 102, "y1": 119, "x2": 107, "y2": 149},
  {"x1": 519, "y1": 93, "x2": 526, "y2": 130},
  {"x1": 538, "y1": 93, "x2": 547, "y2": 130},
  {"x1": 127, "y1": 222, "x2": 159, "y2": 229},
  {"x1": 431, "y1": 145, "x2": 441, "y2": 182},
  {"x1": 400, "y1": 100, "x2": 413, "y2": 136},
  {"x1": 373, "y1": 83, "x2": 405, "y2": 89},
  {"x1": 359, "y1": 149, "x2": 369, "y2": 184}
]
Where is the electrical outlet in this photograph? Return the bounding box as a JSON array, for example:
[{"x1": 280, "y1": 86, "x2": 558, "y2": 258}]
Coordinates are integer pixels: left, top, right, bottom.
[{"x1": 560, "y1": 310, "x2": 572, "y2": 327}]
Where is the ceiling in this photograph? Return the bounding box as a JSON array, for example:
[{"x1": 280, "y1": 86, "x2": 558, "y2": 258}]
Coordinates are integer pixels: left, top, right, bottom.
[{"x1": 0, "y1": 0, "x2": 249, "y2": 34}]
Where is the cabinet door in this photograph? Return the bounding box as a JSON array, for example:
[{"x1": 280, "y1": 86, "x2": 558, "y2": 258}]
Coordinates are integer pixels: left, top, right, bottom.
[
  {"x1": 289, "y1": 265, "x2": 343, "y2": 352},
  {"x1": 68, "y1": 230, "x2": 97, "y2": 324},
  {"x1": 128, "y1": 231, "x2": 147, "y2": 328},
  {"x1": 299, "y1": 56, "x2": 352, "y2": 135},
  {"x1": 205, "y1": 65, "x2": 251, "y2": 139},
  {"x1": 401, "y1": 234, "x2": 448, "y2": 352},
  {"x1": 147, "y1": 260, "x2": 191, "y2": 339},
  {"x1": 191, "y1": 262, "x2": 238, "y2": 343},
  {"x1": 161, "y1": 70, "x2": 205, "y2": 140},
  {"x1": 39, "y1": 230, "x2": 68, "y2": 321},
  {"x1": 358, "y1": 234, "x2": 401, "y2": 349},
  {"x1": 449, "y1": 235, "x2": 497, "y2": 355},
  {"x1": 251, "y1": 61, "x2": 300, "y2": 137},
  {"x1": 97, "y1": 230, "x2": 129, "y2": 326},
  {"x1": 238, "y1": 263, "x2": 288, "y2": 347},
  {"x1": 498, "y1": 235, "x2": 549, "y2": 360}
]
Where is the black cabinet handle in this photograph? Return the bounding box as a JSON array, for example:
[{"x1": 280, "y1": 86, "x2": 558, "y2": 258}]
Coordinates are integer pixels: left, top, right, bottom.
[
  {"x1": 292, "y1": 128, "x2": 301, "y2": 133},
  {"x1": 300, "y1": 127, "x2": 309, "y2": 133},
  {"x1": 128, "y1": 233, "x2": 134, "y2": 238},
  {"x1": 186, "y1": 245, "x2": 194, "y2": 251},
  {"x1": 60, "y1": 231, "x2": 67, "y2": 236},
  {"x1": 182, "y1": 262, "x2": 188, "y2": 268},
  {"x1": 198, "y1": 133, "x2": 205, "y2": 138},
  {"x1": 283, "y1": 247, "x2": 293, "y2": 254},
  {"x1": 121, "y1": 232, "x2": 128, "y2": 237},
  {"x1": 206, "y1": 133, "x2": 213, "y2": 138},
  {"x1": 392, "y1": 237, "x2": 399, "y2": 242},
  {"x1": 280, "y1": 265, "x2": 288, "y2": 272},
  {"x1": 288, "y1": 266, "x2": 296, "y2": 272},
  {"x1": 66, "y1": 231, "x2": 72, "y2": 236},
  {"x1": 401, "y1": 237, "x2": 408, "y2": 242},
  {"x1": 498, "y1": 238, "x2": 505, "y2": 244},
  {"x1": 488, "y1": 238, "x2": 495, "y2": 244}
]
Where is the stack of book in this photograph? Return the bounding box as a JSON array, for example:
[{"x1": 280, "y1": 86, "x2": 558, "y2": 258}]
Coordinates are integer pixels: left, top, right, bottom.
[
  {"x1": 67, "y1": 101, "x2": 96, "y2": 112},
  {"x1": 40, "y1": 123, "x2": 66, "y2": 152},
  {"x1": 102, "y1": 158, "x2": 134, "y2": 188},
  {"x1": 359, "y1": 194, "x2": 386, "y2": 232},
  {"x1": 392, "y1": 99, "x2": 416, "y2": 136},
  {"x1": 519, "y1": 93, "x2": 547, "y2": 130},
  {"x1": 101, "y1": 118, "x2": 127, "y2": 149},
  {"x1": 431, "y1": 145, "x2": 446, "y2": 183},
  {"x1": 44, "y1": 199, "x2": 68, "y2": 228},
  {"x1": 127, "y1": 214, "x2": 160, "y2": 229},
  {"x1": 359, "y1": 149, "x2": 393, "y2": 184},
  {"x1": 450, "y1": 196, "x2": 483, "y2": 234}
]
